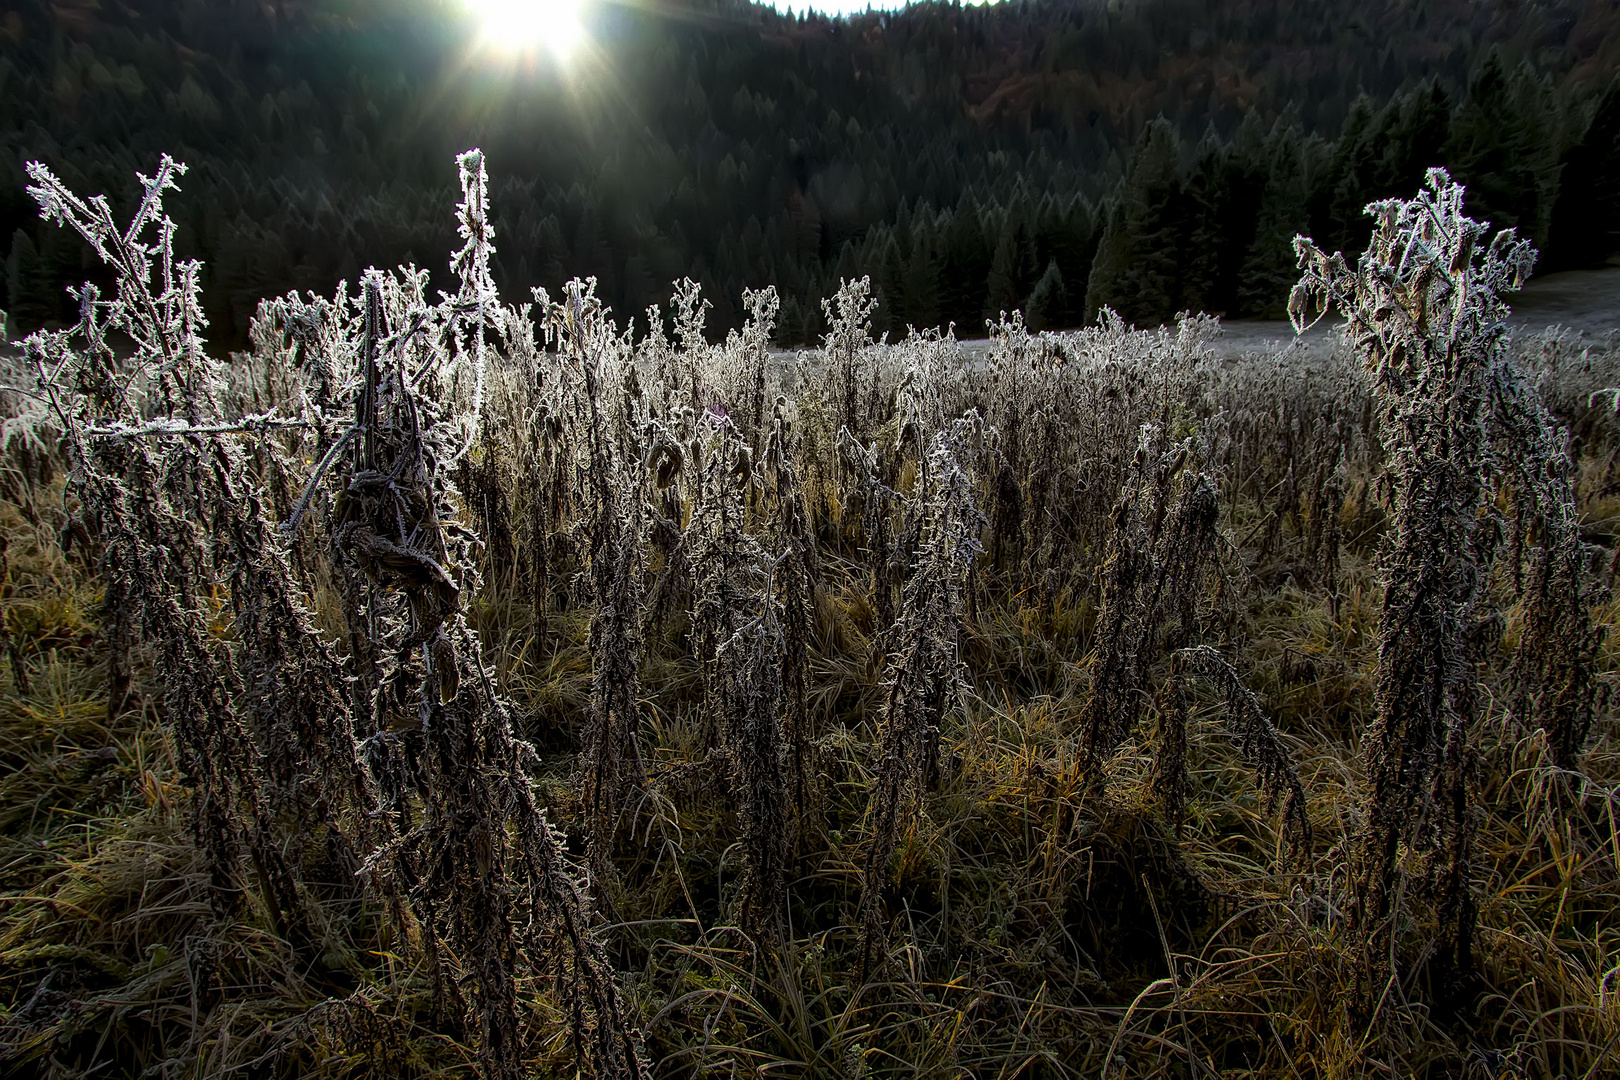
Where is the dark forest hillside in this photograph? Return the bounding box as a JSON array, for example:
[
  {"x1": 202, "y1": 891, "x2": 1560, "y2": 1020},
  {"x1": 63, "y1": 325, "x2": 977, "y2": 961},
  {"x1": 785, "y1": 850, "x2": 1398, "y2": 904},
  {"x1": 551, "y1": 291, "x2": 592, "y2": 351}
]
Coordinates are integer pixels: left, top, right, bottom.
[{"x1": 3, "y1": 0, "x2": 1620, "y2": 343}]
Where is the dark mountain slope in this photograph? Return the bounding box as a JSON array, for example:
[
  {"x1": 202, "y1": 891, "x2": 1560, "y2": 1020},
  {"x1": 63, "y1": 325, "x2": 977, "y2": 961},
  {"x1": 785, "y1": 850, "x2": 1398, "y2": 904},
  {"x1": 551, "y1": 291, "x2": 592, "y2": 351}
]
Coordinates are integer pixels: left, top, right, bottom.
[{"x1": 3, "y1": 0, "x2": 1618, "y2": 342}]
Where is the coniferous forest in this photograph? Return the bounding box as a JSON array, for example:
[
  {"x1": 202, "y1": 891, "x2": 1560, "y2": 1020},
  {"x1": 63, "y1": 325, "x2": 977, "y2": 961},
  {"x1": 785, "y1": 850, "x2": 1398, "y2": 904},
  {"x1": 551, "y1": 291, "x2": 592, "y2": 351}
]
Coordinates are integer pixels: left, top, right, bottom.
[
  {"x1": 4, "y1": 2, "x2": 1620, "y2": 1079},
  {"x1": 5, "y1": 0, "x2": 1620, "y2": 344}
]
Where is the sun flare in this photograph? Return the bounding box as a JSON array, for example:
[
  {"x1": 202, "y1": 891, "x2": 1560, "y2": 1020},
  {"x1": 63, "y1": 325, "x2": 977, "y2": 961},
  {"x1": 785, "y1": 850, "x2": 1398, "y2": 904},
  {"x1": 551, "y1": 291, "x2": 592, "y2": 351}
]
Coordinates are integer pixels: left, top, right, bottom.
[{"x1": 467, "y1": 0, "x2": 587, "y2": 60}]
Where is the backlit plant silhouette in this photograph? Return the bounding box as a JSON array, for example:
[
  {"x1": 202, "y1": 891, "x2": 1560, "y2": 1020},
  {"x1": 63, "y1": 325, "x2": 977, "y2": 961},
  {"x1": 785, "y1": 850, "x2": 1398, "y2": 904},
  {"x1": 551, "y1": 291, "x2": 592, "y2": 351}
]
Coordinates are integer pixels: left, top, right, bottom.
[{"x1": 1292, "y1": 168, "x2": 1610, "y2": 998}]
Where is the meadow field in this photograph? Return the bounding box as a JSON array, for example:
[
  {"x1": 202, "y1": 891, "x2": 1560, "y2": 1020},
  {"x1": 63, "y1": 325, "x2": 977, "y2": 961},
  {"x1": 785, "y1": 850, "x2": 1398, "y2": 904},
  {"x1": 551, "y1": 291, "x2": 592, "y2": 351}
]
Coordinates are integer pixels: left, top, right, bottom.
[{"x1": 0, "y1": 155, "x2": 1617, "y2": 1080}]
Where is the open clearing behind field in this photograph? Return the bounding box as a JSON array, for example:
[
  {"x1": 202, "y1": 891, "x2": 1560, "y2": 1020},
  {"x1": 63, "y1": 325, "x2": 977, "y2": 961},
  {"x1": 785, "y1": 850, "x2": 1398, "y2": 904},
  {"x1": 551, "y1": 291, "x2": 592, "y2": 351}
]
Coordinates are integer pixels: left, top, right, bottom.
[{"x1": 778, "y1": 266, "x2": 1620, "y2": 368}]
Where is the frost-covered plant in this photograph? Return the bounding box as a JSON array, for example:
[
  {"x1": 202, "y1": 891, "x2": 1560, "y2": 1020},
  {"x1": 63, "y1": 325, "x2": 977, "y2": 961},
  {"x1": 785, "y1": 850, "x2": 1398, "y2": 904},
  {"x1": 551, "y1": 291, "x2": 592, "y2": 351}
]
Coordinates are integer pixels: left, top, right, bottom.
[
  {"x1": 840, "y1": 427, "x2": 899, "y2": 629},
  {"x1": 1072, "y1": 415, "x2": 1313, "y2": 861},
  {"x1": 324, "y1": 161, "x2": 646, "y2": 1075},
  {"x1": 1494, "y1": 359, "x2": 1610, "y2": 771},
  {"x1": 859, "y1": 415, "x2": 982, "y2": 976},
  {"x1": 214, "y1": 448, "x2": 380, "y2": 892},
  {"x1": 982, "y1": 312, "x2": 1036, "y2": 574},
  {"x1": 1170, "y1": 645, "x2": 1312, "y2": 855},
  {"x1": 20, "y1": 156, "x2": 312, "y2": 931},
  {"x1": 975, "y1": 311, "x2": 1089, "y2": 613},
  {"x1": 1079, "y1": 426, "x2": 1219, "y2": 763},
  {"x1": 20, "y1": 150, "x2": 650, "y2": 1079},
  {"x1": 544, "y1": 277, "x2": 649, "y2": 879},
  {"x1": 823, "y1": 276, "x2": 880, "y2": 441},
  {"x1": 1510, "y1": 507, "x2": 1607, "y2": 768},
  {"x1": 668, "y1": 276, "x2": 713, "y2": 414},
  {"x1": 763, "y1": 395, "x2": 820, "y2": 821},
  {"x1": 1190, "y1": 334, "x2": 1374, "y2": 612},
  {"x1": 1292, "y1": 167, "x2": 1608, "y2": 992},
  {"x1": 739, "y1": 286, "x2": 780, "y2": 450},
  {"x1": 1023, "y1": 310, "x2": 1219, "y2": 591},
  {"x1": 690, "y1": 415, "x2": 756, "y2": 728},
  {"x1": 727, "y1": 581, "x2": 792, "y2": 940},
  {"x1": 890, "y1": 325, "x2": 956, "y2": 607},
  {"x1": 687, "y1": 403, "x2": 795, "y2": 938},
  {"x1": 815, "y1": 279, "x2": 902, "y2": 613}
]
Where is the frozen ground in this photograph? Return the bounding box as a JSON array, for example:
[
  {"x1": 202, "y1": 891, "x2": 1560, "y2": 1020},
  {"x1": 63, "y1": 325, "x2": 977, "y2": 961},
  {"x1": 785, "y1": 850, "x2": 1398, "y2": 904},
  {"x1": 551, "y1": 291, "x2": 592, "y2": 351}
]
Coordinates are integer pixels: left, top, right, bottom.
[
  {"x1": 1504, "y1": 265, "x2": 1620, "y2": 337},
  {"x1": 1200, "y1": 265, "x2": 1620, "y2": 360},
  {"x1": 1207, "y1": 265, "x2": 1620, "y2": 359},
  {"x1": 779, "y1": 266, "x2": 1620, "y2": 367}
]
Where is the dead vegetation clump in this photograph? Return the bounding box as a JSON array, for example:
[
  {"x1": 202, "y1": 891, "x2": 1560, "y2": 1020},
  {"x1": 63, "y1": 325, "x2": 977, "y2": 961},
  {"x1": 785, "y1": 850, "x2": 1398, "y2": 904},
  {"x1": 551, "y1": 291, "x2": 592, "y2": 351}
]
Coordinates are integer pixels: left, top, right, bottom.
[{"x1": 1294, "y1": 168, "x2": 1614, "y2": 1004}]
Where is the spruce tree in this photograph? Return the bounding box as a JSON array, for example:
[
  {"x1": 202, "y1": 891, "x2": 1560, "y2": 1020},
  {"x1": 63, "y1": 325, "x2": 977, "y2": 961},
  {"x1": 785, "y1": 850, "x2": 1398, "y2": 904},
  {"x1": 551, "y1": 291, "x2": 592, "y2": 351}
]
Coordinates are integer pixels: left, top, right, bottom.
[
  {"x1": 1446, "y1": 51, "x2": 1560, "y2": 246},
  {"x1": 1083, "y1": 117, "x2": 1184, "y2": 327},
  {"x1": 1024, "y1": 257, "x2": 1066, "y2": 331},
  {"x1": 939, "y1": 195, "x2": 991, "y2": 334},
  {"x1": 1545, "y1": 77, "x2": 1620, "y2": 271},
  {"x1": 1320, "y1": 95, "x2": 1380, "y2": 256},
  {"x1": 902, "y1": 217, "x2": 944, "y2": 332},
  {"x1": 984, "y1": 212, "x2": 1039, "y2": 325},
  {"x1": 1238, "y1": 121, "x2": 1314, "y2": 318},
  {"x1": 1179, "y1": 129, "x2": 1230, "y2": 316}
]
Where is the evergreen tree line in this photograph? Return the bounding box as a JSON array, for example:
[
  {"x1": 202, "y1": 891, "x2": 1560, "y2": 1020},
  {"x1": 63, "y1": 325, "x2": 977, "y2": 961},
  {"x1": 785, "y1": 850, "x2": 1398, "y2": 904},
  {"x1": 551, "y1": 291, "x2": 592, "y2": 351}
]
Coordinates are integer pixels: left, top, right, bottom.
[
  {"x1": 2, "y1": 0, "x2": 1618, "y2": 345},
  {"x1": 801, "y1": 60, "x2": 1620, "y2": 338}
]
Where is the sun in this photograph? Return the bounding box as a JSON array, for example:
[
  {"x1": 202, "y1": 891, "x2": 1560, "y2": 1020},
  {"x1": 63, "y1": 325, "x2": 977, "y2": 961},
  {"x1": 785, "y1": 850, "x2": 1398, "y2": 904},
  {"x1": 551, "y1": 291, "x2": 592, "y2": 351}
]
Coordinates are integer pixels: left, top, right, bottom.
[{"x1": 466, "y1": 0, "x2": 587, "y2": 60}]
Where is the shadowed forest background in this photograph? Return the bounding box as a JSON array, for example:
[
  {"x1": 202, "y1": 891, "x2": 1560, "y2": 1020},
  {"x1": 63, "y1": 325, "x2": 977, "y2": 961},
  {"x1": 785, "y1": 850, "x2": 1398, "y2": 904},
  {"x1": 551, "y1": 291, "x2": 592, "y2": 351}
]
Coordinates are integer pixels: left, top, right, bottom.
[{"x1": 4, "y1": 0, "x2": 1620, "y2": 345}]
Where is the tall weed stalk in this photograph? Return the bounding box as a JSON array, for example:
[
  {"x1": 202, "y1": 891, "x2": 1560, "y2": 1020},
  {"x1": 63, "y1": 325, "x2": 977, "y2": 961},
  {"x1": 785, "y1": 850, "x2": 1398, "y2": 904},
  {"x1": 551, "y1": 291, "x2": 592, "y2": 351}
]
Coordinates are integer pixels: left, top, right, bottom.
[{"x1": 1293, "y1": 167, "x2": 1608, "y2": 997}]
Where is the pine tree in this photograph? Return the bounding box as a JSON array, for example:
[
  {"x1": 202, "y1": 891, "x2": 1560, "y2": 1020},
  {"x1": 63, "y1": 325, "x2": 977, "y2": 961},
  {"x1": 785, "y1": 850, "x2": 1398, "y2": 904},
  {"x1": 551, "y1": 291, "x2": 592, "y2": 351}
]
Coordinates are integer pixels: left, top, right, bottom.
[
  {"x1": 984, "y1": 214, "x2": 1039, "y2": 325},
  {"x1": 901, "y1": 216, "x2": 944, "y2": 332},
  {"x1": 1374, "y1": 80, "x2": 1452, "y2": 202},
  {"x1": 3, "y1": 230, "x2": 48, "y2": 330},
  {"x1": 1545, "y1": 77, "x2": 1620, "y2": 271},
  {"x1": 1207, "y1": 108, "x2": 1272, "y2": 317},
  {"x1": 1446, "y1": 51, "x2": 1561, "y2": 247},
  {"x1": 1084, "y1": 117, "x2": 1185, "y2": 327},
  {"x1": 1023, "y1": 257, "x2": 1066, "y2": 331},
  {"x1": 1239, "y1": 121, "x2": 1314, "y2": 318},
  {"x1": 938, "y1": 195, "x2": 991, "y2": 335},
  {"x1": 872, "y1": 227, "x2": 906, "y2": 338},
  {"x1": 1179, "y1": 129, "x2": 1229, "y2": 315},
  {"x1": 1040, "y1": 193, "x2": 1099, "y2": 327},
  {"x1": 1319, "y1": 95, "x2": 1380, "y2": 256}
]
